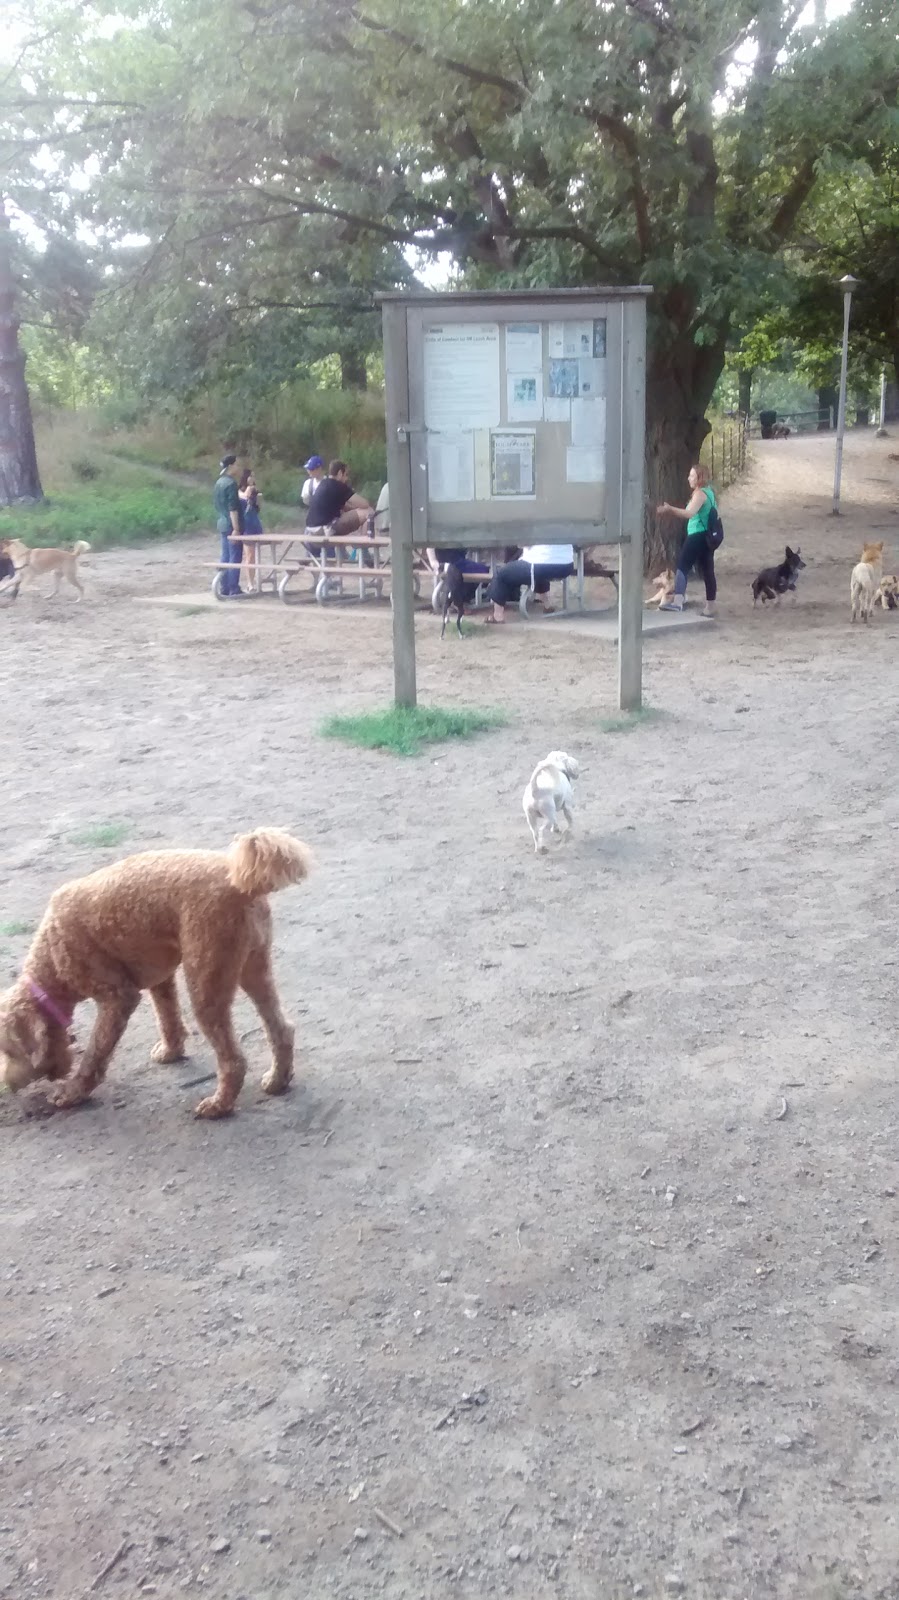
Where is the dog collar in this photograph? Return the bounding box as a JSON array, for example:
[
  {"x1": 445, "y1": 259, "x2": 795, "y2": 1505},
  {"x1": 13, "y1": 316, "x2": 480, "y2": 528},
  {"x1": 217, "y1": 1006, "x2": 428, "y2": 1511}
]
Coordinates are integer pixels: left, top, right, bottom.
[{"x1": 26, "y1": 977, "x2": 73, "y2": 1030}]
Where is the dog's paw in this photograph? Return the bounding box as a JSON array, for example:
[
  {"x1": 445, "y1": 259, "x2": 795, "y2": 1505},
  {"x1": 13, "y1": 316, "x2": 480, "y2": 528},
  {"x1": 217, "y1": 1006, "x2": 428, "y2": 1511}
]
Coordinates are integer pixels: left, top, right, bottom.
[
  {"x1": 193, "y1": 1094, "x2": 235, "y2": 1120},
  {"x1": 261, "y1": 1067, "x2": 293, "y2": 1097},
  {"x1": 49, "y1": 1082, "x2": 91, "y2": 1111},
  {"x1": 151, "y1": 1040, "x2": 188, "y2": 1065}
]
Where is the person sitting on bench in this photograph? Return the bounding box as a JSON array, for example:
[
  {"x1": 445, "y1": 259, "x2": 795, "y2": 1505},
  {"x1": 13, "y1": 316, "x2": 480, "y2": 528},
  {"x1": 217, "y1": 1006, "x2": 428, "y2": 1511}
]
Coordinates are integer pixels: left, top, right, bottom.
[
  {"x1": 305, "y1": 460, "x2": 373, "y2": 556},
  {"x1": 485, "y1": 542, "x2": 575, "y2": 623},
  {"x1": 427, "y1": 545, "x2": 490, "y2": 580}
]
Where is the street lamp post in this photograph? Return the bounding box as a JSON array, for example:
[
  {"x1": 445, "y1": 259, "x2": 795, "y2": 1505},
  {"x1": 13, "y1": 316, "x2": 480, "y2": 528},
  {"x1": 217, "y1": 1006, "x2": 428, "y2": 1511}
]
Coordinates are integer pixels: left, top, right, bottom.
[
  {"x1": 876, "y1": 367, "x2": 889, "y2": 437},
  {"x1": 831, "y1": 273, "x2": 858, "y2": 516}
]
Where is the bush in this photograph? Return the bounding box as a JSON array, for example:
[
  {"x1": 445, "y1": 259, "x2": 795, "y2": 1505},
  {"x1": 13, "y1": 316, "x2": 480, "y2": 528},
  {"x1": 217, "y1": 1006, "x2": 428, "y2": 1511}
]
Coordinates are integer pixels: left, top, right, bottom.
[
  {"x1": 0, "y1": 482, "x2": 210, "y2": 549},
  {"x1": 70, "y1": 456, "x2": 101, "y2": 481}
]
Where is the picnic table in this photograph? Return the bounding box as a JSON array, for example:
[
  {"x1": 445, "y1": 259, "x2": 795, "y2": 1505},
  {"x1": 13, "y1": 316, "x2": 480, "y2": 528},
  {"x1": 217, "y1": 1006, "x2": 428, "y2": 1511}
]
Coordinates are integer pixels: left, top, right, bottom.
[
  {"x1": 206, "y1": 531, "x2": 617, "y2": 613},
  {"x1": 207, "y1": 532, "x2": 401, "y2": 605}
]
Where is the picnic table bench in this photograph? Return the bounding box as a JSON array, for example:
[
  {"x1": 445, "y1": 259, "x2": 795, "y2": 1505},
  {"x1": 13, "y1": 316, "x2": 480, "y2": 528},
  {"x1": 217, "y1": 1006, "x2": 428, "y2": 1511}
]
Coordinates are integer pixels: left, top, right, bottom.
[{"x1": 206, "y1": 530, "x2": 618, "y2": 614}]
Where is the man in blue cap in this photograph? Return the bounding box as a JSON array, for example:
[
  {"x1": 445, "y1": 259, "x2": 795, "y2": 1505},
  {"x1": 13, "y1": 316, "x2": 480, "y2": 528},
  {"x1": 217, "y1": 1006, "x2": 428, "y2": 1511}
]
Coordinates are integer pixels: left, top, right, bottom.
[{"x1": 301, "y1": 455, "x2": 325, "y2": 509}]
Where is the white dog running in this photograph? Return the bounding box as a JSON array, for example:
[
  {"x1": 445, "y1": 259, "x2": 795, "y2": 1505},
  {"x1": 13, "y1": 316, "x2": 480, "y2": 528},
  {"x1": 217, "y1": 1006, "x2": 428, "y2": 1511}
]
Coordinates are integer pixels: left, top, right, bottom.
[{"x1": 522, "y1": 751, "x2": 580, "y2": 853}]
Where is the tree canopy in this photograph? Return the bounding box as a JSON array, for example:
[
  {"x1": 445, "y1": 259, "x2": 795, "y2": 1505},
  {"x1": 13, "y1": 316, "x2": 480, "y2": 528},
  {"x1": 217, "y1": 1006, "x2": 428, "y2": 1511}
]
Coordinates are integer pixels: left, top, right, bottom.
[{"x1": 3, "y1": 0, "x2": 899, "y2": 541}]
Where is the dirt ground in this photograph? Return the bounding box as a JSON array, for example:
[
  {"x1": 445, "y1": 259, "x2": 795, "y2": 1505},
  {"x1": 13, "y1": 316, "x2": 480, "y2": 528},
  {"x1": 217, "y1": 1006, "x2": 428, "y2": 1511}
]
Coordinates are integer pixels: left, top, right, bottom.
[{"x1": 2, "y1": 431, "x2": 899, "y2": 1600}]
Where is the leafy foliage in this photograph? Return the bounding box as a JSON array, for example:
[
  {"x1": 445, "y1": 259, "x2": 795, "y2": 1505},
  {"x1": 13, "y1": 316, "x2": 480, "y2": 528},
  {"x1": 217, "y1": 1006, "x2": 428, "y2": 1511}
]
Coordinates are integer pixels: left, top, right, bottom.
[
  {"x1": 3, "y1": 0, "x2": 899, "y2": 558},
  {"x1": 0, "y1": 480, "x2": 209, "y2": 548}
]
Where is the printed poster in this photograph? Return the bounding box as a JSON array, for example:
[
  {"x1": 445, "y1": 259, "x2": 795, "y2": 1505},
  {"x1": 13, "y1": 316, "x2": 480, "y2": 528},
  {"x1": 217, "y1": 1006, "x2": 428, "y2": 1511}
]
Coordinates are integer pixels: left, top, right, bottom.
[
  {"x1": 578, "y1": 358, "x2": 606, "y2": 398},
  {"x1": 427, "y1": 431, "x2": 475, "y2": 502},
  {"x1": 543, "y1": 396, "x2": 571, "y2": 424},
  {"x1": 423, "y1": 323, "x2": 501, "y2": 431},
  {"x1": 593, "y1": 318, "x2": 607, "y2": 357},
  {"x1": 548, "y1": 320, "x2": 594, "y2": 359},
  {"x1": 504, "y1": 322, "x2": 543, "y2": 372},
  {"x1": 491, "y1": 430, "x2": 536, "y2": 497},
  {"x1": 548, "y1": 359, "x2": 579, "y2": 400},
  {"x1": 506, "y1": 372, "x2": 543, "y2": 423},
  {"x1": 571, "y1": 396, "x2": 606, "y2": 448}
]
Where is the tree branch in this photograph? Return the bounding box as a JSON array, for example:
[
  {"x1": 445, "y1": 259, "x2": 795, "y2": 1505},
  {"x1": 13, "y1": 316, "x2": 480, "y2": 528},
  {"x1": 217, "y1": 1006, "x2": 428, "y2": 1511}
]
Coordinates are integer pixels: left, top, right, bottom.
[
  {"x1": 767, "y1": 156, "x2": 817, "y2": 244},
  {"x1": 586, "y1": 111, "x2": 653, "y2": 259},
  {"x1": 355, "y1": 14, "x2": 525, "y2": 101}
]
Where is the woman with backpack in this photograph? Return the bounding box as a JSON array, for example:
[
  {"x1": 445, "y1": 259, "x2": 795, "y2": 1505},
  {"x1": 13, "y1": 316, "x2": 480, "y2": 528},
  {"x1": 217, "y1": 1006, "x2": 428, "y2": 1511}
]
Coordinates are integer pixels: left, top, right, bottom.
[{"x1": 657, "y1": 463, "x2": 722, "y2": 618}]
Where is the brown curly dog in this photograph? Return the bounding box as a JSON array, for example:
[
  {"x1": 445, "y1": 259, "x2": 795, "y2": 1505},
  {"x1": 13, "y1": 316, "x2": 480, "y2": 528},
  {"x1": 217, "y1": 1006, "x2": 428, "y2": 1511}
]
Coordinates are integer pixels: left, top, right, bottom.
[{"x1": 0, "y1": 828, "x2": 311, "y2": 1118}]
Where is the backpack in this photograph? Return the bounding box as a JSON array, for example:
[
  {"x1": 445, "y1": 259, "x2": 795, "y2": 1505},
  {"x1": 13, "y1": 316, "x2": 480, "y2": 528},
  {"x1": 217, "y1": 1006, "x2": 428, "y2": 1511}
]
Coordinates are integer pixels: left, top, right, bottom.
[{"x1": 704, "y1": 496, "x2": 724, "y2": 550}]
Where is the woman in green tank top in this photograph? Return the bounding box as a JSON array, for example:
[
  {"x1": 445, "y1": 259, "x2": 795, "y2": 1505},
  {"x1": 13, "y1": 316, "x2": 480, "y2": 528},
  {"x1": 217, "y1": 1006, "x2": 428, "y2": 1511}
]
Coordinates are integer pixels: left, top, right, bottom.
[{"x1": 656, "y1": 463, "x2": 719, "y2": 618}]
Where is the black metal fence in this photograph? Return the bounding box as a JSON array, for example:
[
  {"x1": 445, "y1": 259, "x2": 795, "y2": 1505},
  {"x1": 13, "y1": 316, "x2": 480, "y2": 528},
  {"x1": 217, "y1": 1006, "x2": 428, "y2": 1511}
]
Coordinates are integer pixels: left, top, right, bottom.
[{"x1": 701, "y1": 416, "x2": 749, "y2": 489}]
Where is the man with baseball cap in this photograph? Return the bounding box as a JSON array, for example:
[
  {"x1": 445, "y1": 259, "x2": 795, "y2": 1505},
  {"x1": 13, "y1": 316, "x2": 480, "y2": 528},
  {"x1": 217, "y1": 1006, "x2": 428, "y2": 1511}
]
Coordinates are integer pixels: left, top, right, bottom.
[{"x1": 301, "y1": 455, "x2": 325, "y2": 508}]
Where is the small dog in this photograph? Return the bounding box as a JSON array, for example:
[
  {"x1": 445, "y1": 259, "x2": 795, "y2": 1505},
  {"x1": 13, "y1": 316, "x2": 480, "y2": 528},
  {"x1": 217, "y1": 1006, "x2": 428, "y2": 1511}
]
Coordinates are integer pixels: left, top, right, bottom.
[
  {"x1": 645, "y1": 568, "x2": 675, "y2": 608},
  {"x1": 8, "y1": 538, "x2": 91, "y2": 599},
  {"x1": 440, "y1": 562, "x2": 466, "y2": 639},
  {"x1": 0, "y1": 540, "x2": 18, "y2": 600},
  {"x1": 752, "y1": 546, "x2": 806, "y2": 606},
  {"x1": 876, "y1": 574, "x2": 899, "y2": 610},
  {"x1": 522, "y1": 751, "x2": 580, "y2": 853},
  {"x1": 850, "y1": 541, "x2": 885, "y2": 623},
  {"x1": 0, "y1": 828, "x2": 311, "y2": 1119}
]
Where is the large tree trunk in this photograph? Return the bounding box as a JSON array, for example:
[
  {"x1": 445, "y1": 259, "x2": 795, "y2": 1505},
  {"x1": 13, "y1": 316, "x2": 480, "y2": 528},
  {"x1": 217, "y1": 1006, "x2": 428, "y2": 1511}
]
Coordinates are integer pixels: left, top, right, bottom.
[
  {"x1": 340, "y1": 347, "x2": 368, "y2": 390},
  {"x1": 817, "y1": 385, "x2": 837, "y2": 430},
  {"x1": 0, "y1": 198, "x2": 43, "y2": 506},
  {"x1": 644, "y1": 332, "x2": 723, "y2": 573},
  {"x1": 737, "y1": 367, "x2": 753, "y2": 418}
]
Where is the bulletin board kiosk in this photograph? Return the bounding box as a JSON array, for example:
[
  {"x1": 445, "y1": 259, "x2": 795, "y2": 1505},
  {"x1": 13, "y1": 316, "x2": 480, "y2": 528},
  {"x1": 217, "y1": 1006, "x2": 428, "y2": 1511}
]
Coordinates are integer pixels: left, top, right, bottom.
[{"x1": 379, "y1": 287, "x2": 650, "y2": 710}]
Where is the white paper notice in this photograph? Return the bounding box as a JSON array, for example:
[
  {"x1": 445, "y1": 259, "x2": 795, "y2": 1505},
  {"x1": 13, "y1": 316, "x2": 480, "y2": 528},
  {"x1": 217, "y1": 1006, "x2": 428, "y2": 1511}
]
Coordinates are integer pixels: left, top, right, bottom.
[
  {"x1": 570, "y1": 396, "x2": 606, "y2": 448},
  {"x1": 427, "y1": 431, "x2": 475, "y2": 502},
  {"x1": 578, "y1": 358, "x2": 607, "y2": 398},
  {"x1": 548, "y1": 320, "x2": 594, "y2": 359},
  {"x1": 543, "y1": 396, "x2": 571, "y2": 424},
  {"x1": 506, "y1": 372, "x2": 543, "y2": 423},
  {"x1": 566, "y1": 445, "x2": 605, "y2": 483},
  {"x1": 504, "y1": 322, "x2": 543, "y2": 372},
  {"x1": 423, "y1": 323, "x2": 501, "y2": 431},
  {"x1": 491, "y1": 430, "x2": 536, "y2": 497}
]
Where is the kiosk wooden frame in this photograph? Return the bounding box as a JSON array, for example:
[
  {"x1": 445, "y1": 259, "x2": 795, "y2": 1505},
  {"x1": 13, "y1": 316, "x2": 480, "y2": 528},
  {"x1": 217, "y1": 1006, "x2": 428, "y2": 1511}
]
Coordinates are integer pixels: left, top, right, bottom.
[{"x1": 379, "y1": 287, "x2": 649, "y2": 710}]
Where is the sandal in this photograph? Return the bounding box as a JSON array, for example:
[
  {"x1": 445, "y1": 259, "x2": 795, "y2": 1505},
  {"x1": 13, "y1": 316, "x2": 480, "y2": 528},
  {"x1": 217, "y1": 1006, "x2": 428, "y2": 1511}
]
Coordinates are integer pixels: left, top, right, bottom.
[{"x1": 484, "y1": 613, "x2": 505, "y2": 625}]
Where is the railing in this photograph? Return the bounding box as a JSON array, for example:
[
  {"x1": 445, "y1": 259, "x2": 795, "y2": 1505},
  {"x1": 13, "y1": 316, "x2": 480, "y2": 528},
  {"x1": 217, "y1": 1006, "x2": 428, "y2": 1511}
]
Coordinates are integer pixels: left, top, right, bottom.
[
  {"x1": 701, "y1": 415, "x2": 749, "y2": 489},
  {"x1": 746, "y1": 407, "x2": 834, "y2": 437}
]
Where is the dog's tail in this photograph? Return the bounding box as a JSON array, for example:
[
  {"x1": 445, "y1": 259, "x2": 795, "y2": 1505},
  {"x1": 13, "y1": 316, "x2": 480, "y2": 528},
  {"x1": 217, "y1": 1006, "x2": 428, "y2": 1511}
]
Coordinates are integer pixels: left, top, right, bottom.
[
  {"x1": 72, "y1": 540, "x2": 91, "y2": 556},
  {"x1": 227, "y1": 828, "x2": 313, "y2": 896}
]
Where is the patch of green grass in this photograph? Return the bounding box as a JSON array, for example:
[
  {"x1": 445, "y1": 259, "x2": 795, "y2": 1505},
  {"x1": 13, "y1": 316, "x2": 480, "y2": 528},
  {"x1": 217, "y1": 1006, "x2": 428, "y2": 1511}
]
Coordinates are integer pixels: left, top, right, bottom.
[
  {"x1": 320, "y1": 704, "x2": 506, "y2": 757},
  {"x1": 70, "y1": 821, "x2": 131, "y2": 849},
  {"x1": 597, "y1": 704, "x2": 664, "y2": 734},
  {"x1": 0, "y1": 919, "x2": 35, "y2": 937},
  {"x1": 0, "y1": 482, "x2": 209, "y2": 551}
]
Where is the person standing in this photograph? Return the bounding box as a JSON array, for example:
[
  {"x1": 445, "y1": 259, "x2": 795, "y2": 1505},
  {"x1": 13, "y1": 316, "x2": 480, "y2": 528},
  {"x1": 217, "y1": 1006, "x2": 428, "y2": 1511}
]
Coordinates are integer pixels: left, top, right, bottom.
[
  {"x1": 239, "y1": 466, "x2": 263, "y2": 593},
  {"x1": 301, "y1": 455, "x2": 326, "y2": 509},
  {"x1": 214, "y1": 455, "x2": 245, "y2": 598},
  {"x1": 657, "y1": 463, "x2": 720, "y2": 618}
]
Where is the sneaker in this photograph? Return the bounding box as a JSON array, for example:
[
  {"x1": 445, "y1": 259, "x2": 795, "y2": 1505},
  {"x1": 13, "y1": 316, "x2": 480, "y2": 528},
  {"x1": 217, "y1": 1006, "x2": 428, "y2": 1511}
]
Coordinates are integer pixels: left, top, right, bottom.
[
  {"x1": 700, "y1": 602, "x2": 717, "y2": 619},
  {"x1": 659, "y1": 595, "x2": 684, "y2": 612}
]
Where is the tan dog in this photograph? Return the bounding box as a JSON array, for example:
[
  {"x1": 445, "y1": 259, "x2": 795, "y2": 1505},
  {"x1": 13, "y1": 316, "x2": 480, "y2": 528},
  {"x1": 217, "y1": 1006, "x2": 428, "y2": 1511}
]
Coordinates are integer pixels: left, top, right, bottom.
[
  {"x1": 850, "y1": 541, "x2": 885, "y2": 623},
  {"x1": 0, "y1": 828, "x2": 311, "y2": 1119},
  {"x1": 645, "y1": 568, "x2": 675, "y2": 608},
  {"x1": 9, "y1": 538, "x2": 91, "y2": 599},
  {"x1": 877, "y1": 574, "x2": 899, "y2": 610}
]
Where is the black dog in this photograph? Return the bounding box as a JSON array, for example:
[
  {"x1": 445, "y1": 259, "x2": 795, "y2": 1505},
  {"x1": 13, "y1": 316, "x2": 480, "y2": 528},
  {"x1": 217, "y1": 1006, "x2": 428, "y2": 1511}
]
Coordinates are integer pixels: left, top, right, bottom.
[
  {"x1": 752, "y1": 545, "x2": 806, "y2": 606},
  {"x1": 0, "y1": 552, "x2": 19, "y2": 601},
  {"x1": 440, "y1": 563, "x2": 466, "y2": 639}
]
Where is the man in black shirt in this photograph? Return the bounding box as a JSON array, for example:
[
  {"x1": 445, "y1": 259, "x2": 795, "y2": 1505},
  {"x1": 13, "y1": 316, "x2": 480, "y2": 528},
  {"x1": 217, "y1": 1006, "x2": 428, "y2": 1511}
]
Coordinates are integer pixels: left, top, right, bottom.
[{"x1": 305, "y1": 460, "x2": 373, "y2": 544}]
